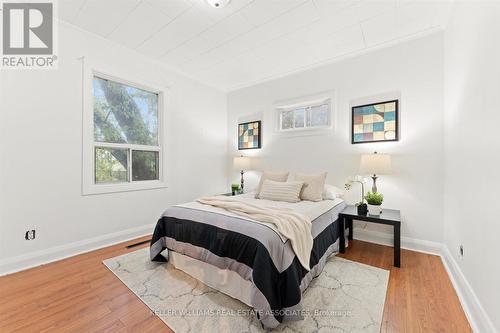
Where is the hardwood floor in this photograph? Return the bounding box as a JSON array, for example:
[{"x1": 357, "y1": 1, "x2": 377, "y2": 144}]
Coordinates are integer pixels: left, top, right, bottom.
[
  {"x1": 0, "y1": 238, "x2": 471, "y2": 332},
  {"x1": 337, "y1": 241, "x2": 471, "y2": 332}
]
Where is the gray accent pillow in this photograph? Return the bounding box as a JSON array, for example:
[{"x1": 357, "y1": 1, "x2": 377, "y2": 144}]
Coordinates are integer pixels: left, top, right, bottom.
[
  {"x1": 255, "y1": 171, "x2": 289, "y2": 198},
  {"x1": 295, "y1": 172, "x2": 328, "y2": 202},
  {"x1": 259, "y1": 180, "x2": 304, "y2": 203}
]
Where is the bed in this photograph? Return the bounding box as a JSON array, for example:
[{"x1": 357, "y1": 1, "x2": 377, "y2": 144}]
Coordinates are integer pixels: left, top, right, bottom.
[{"x1": 150, "y1": 193, "x2": 346, "y2": 329}]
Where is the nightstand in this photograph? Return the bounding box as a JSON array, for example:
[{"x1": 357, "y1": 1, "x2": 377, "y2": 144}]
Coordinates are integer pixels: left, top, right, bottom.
[
  {"x1": 220, "y1": 192, "x2": 242, "y2": 196},
  {"x1": 339, "y1": 205, "x2": 401, "y2": 267}
]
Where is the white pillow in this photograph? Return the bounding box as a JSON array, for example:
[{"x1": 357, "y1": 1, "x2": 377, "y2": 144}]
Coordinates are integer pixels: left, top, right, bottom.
[
  {"x1": 295, "y1": 172, "x2": 328, "y2": 202},
  {"x1": 259, "y1": 180, "x2": 304, "y2": 203},
  {"x1": 323, "y1": 184, "x2": 344, "y2": 200},
  {"x1": 255, "y1": 171, "x2": 289, "y2": 198}
]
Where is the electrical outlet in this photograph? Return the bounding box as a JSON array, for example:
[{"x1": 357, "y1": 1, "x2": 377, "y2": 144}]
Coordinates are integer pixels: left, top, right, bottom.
[
  {"x1": 459, "y1": 245, "x2": 464, "y2": 259},
  {"x1": 25, "y1": 230, "x2": 36, "y2": 240}
]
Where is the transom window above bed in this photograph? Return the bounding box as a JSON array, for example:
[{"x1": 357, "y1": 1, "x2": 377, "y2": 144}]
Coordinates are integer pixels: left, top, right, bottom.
[
  {"x1": 83, "y1": 70, "x2": 168, "y2": 195},
  {"x1": 275, "y1": 94, "x2": 333, "y2": 134}
]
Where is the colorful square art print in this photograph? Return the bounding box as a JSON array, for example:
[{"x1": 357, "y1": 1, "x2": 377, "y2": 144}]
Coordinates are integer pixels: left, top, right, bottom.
[
  {"x1": 351, "y1": 100, "x2": 399, "y2": 144},
  {"x1": 238, "y1": 121, "x2": 261, "y2": 150}
]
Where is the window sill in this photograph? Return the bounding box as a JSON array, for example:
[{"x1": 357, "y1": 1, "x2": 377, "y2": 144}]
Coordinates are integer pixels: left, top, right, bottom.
[
  {"x1": 273, "y1": 126, "x2": 334, "y2": 138},
  {"x1": 82, "y1": 180, "x2": 168, "y2": 195}
]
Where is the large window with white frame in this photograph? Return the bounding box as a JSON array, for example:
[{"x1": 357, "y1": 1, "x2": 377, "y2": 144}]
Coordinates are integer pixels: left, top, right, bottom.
[
  {"x1": 83, "y1": 72, "x2": 166, "y2": 194},
  {"x1": 277, "y1": 97, "x2": 332, "y2": 132}
]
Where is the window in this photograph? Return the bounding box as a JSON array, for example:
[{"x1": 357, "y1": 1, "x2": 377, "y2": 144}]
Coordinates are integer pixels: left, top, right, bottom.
[
  {"x1": 277, "y1": 98, "x2": 331, "y2": 132},
  {"x1": 83, "y1": 70, "x2": 167, "y2": 195}
]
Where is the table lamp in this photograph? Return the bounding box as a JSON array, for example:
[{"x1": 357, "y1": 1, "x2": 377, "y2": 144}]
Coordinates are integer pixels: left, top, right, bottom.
[
  {"x1": 233, "y1": 156, "x2": 251, "y2": 193},
  {"x1": 359, "y1": 152, "x2": 392, "y2": 193}
]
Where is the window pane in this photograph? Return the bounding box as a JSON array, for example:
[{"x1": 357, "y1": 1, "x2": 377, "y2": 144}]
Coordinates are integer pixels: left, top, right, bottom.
[
  {"x1": 294, "y1": 108, "x2": 305, "y2": 128},
  {"x1": 310, "y1": 104, "x2": 329, "y2": 127},
  {"x1": 281, "y1": 110, "x2": 294, "y2": 130},
  {"x1": 306, "y1": 106, "x2": 311, "y2": 127},
  {"x1": 93, "y1": 77, "x2": 158, "y2": 146},
  {"x1": 132, "y1": 150, "x2": 159, "y2": 181},
  {"x1": 95, "y1": 147, "x2": 128, "y2": 183}
]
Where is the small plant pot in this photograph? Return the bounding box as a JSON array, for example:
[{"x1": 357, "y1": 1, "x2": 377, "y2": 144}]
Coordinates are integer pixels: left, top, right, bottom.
[
  {"x1": 231, "y1": 185, "x2": 240, "y2": 195},
  {"x1": 367, "y1": 204, "x2": 382, "y2": 216},
  {"x1": 357, "y1": 203, "x2": 368, "y2": 215}
]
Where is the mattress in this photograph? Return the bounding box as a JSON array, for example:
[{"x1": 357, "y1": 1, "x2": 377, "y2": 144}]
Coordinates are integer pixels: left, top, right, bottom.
[
  {"x1": 150, "y1": 194, "x2": 346, "y2": 329},
  {"x1": 177, "y1": 193, "x2": 345, "y2": 239}
]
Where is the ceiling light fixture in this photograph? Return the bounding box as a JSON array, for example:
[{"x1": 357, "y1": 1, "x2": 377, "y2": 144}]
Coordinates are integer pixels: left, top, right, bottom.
[{"x1": 206, "y1": 0, "x2": 231, "y2": 8}]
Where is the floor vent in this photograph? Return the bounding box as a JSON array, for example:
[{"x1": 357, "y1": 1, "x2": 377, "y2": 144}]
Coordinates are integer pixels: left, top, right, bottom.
[{"x1": 126, "y1": 239, "x2": 151, "y2": 249}]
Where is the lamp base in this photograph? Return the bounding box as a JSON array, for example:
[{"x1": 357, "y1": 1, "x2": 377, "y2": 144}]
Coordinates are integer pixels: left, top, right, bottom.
[
  {"x1": 371, "y1": 175, "x2": 378, "y2": 193},
  {"x1": 240, "y1": 170, "x2": 244, "y2": 193}
]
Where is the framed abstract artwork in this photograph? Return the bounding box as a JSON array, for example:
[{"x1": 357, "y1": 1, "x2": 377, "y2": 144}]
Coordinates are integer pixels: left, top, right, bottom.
[
  {"x1": 238, "y1": 121, "x2": 261, "y2": 150},
  {"x1": 351, "y1": 100, "x2": 399, "y2": 144}
]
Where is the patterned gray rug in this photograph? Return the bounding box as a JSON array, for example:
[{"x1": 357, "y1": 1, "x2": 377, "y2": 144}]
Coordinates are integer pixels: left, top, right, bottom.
[{"x1": 103, "y1": 248, "x2": 389, "y2": 333}]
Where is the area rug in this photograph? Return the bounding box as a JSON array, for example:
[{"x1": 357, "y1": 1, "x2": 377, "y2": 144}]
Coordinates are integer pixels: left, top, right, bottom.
[{"x1": 103, "y1": 248, "x2": 389, "y2": 333}]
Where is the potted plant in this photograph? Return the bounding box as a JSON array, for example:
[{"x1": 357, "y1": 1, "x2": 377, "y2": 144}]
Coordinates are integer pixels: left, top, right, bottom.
[
  {"x1": 365, "y1": 192, "x2": 384, "y2": 215},
  {"x1": 231, "y1": 183, "x2": 241, "y2": 195}
]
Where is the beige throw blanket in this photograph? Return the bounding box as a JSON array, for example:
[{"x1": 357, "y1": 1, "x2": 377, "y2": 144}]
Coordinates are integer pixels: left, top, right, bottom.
[{"x1": 196, "y1": 197, "x2": 313, "y2": 270}]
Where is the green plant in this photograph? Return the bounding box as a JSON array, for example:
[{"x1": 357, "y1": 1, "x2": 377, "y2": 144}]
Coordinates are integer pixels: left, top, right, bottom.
[{"x1": 365, "y1": 192, "x2": 384, "y2": 205}]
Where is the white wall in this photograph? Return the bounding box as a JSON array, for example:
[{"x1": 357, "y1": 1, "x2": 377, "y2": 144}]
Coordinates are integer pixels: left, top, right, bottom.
[
  {"x1": 0, "y1": 22, "x2": 228, "y2": 274},
  {"x1": 227, "y1": 33, "x2": 444, "y2": 247},
  {"x1": 443, "y1": 2, "x2": 500, "y2": 332},
  {"x1": 0, "y1": 7, "x2": 497, "y2": 329}
]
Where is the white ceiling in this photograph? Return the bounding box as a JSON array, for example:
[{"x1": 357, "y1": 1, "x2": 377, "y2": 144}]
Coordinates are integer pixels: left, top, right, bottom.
[{"x1": 60, "y1": 0, "x2": 451, "y2": 91}]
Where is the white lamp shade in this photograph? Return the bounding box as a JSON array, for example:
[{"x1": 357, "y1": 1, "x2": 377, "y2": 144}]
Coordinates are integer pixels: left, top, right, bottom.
[
  {"x1": 359, "y1": 153, "x2": 392, "y2": 175},
  {"x1": 233, "y1": 156, "x2": 251, "y2": 171}
]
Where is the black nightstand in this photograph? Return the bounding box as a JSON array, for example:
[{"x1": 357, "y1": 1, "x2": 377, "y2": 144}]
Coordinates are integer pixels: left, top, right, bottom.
[{"x1": 339, "y1": 205, "x2": 401, "y2": 267}]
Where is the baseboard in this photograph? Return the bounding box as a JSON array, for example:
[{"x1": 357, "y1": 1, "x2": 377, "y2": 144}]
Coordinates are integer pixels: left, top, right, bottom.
[
  {"x1": 440, "y1": 246, "x2": 497, "y2": 333},
  {"x1": 0, "y1": 224, "x2": 155, "y2": 276},
  {"x1": 352, "y1": 227, "x2": 442, "y2": 255}
]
